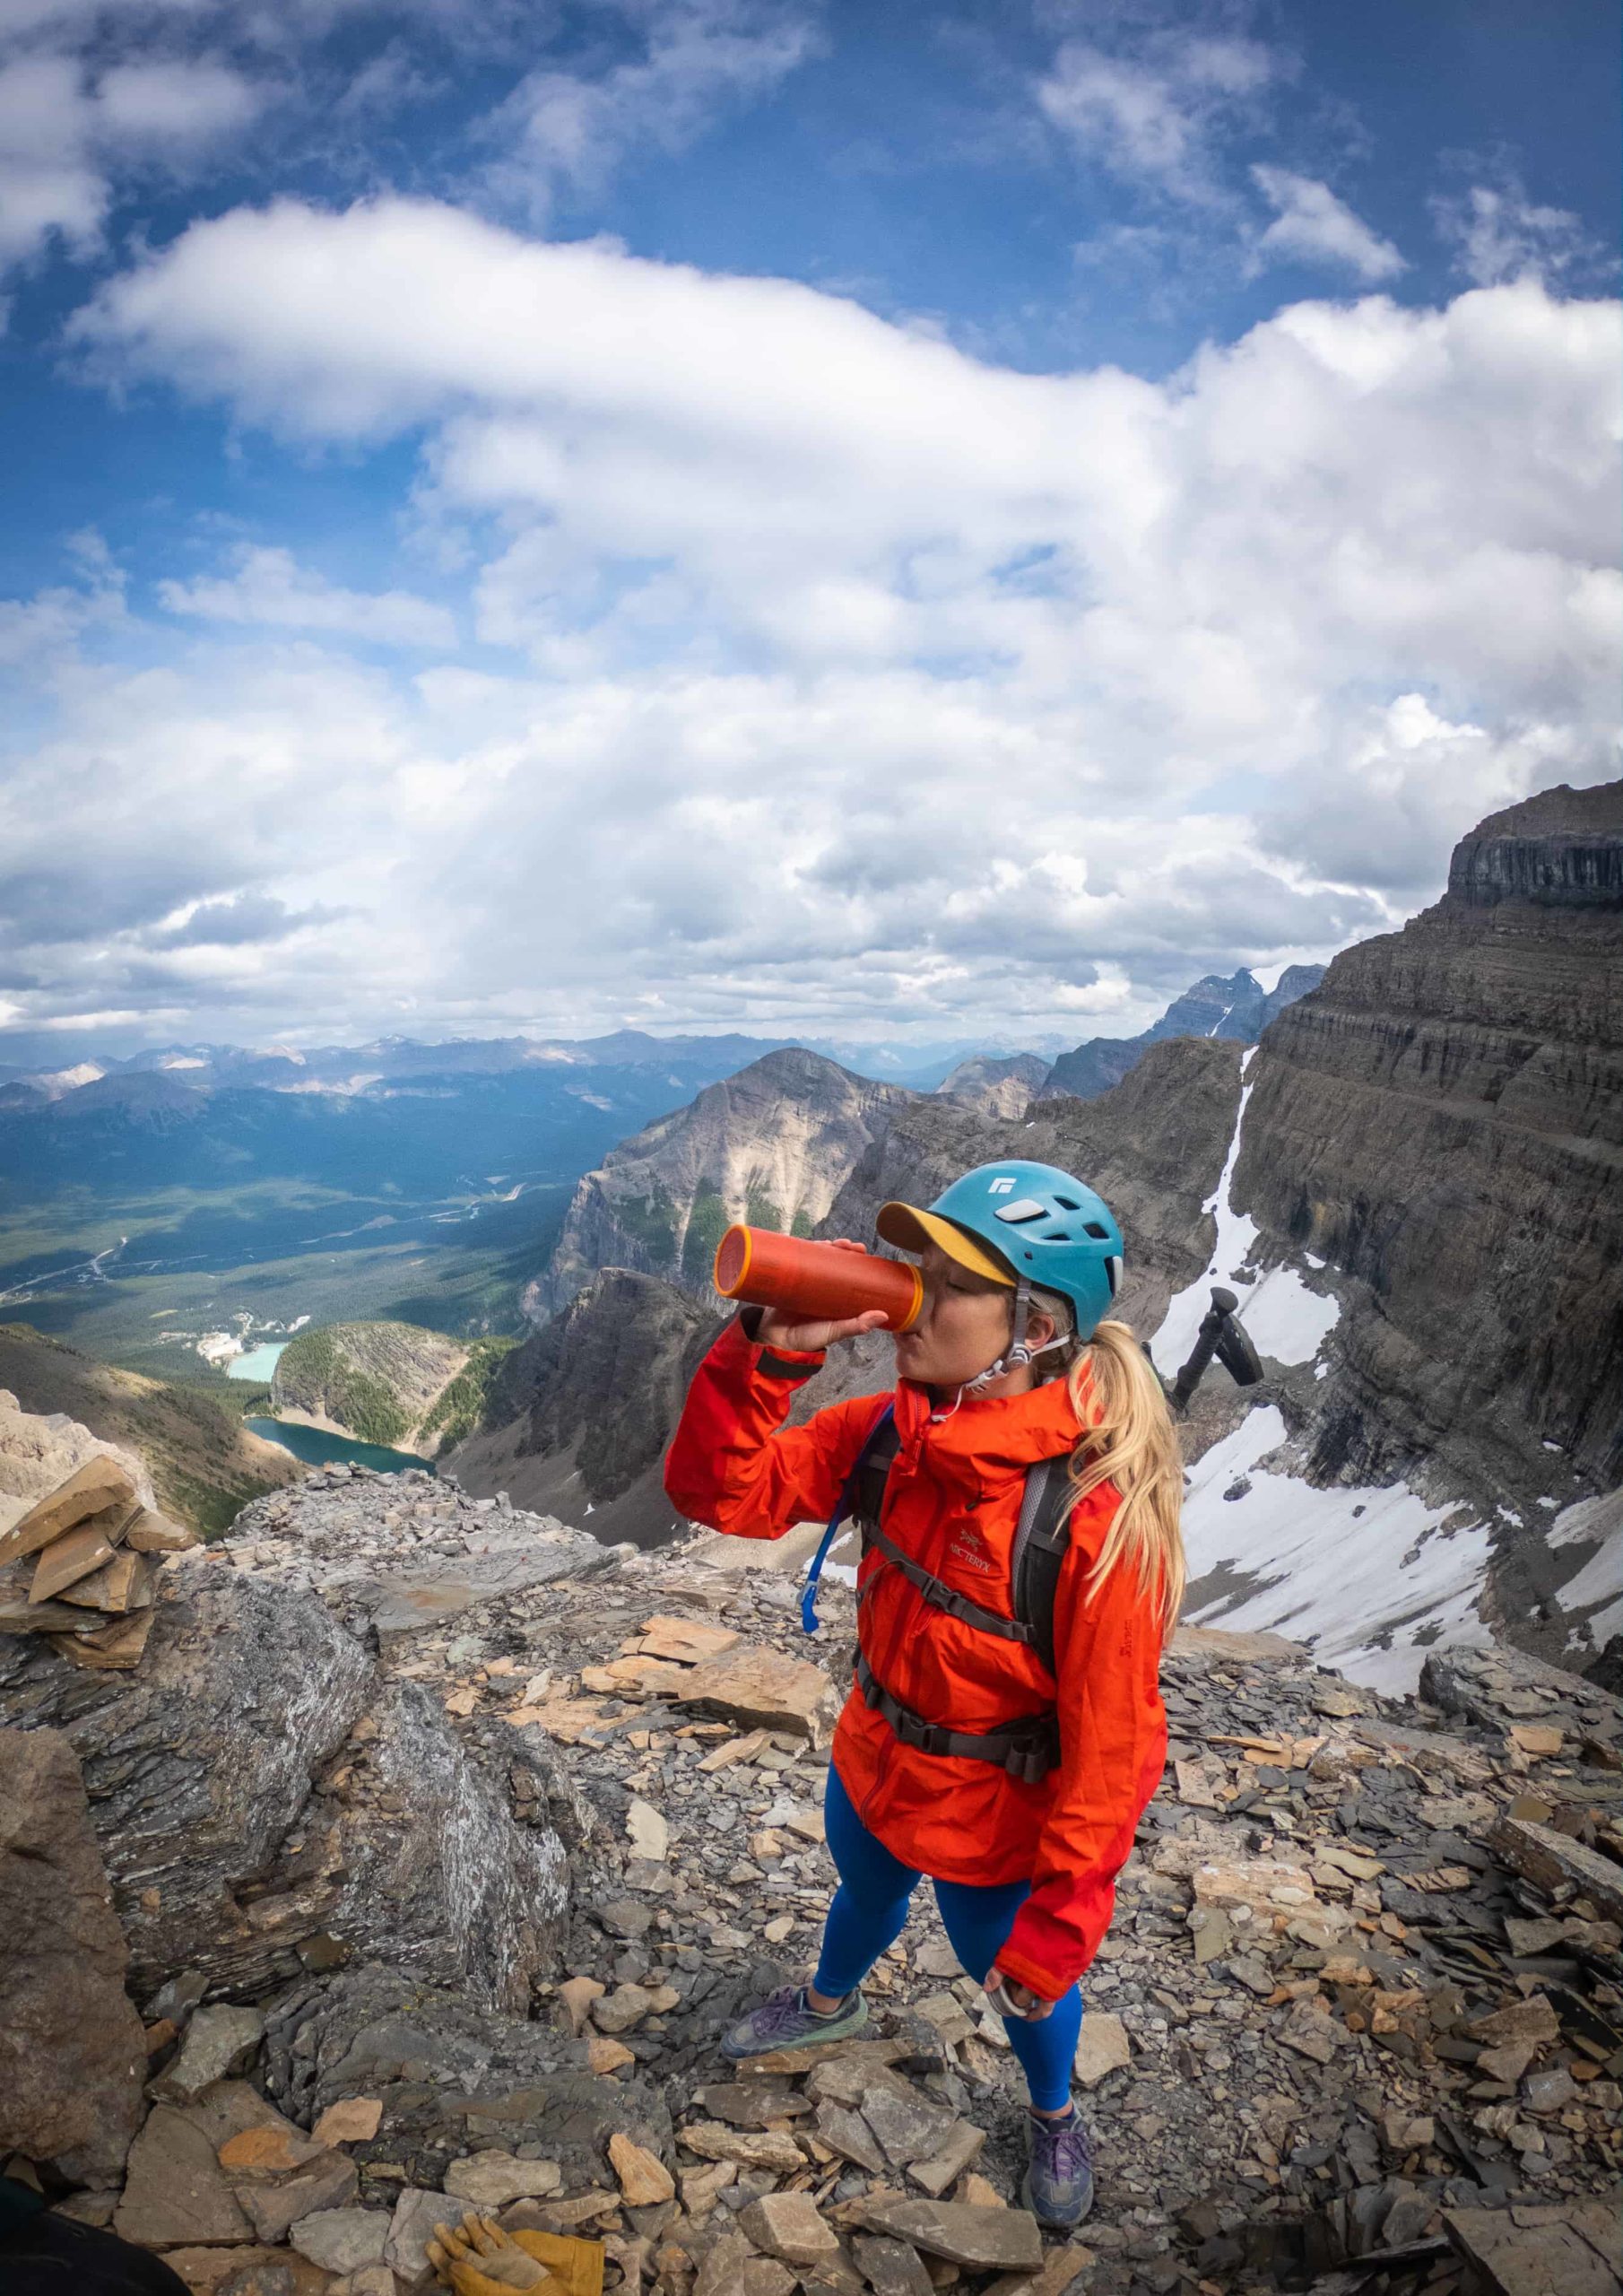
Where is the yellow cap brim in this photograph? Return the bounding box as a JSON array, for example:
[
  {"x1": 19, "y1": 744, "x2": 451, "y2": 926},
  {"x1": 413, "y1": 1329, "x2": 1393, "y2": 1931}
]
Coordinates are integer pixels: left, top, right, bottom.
[{"x1": 875, "y1": 1202, "x2": 1016, "y2": 1286}]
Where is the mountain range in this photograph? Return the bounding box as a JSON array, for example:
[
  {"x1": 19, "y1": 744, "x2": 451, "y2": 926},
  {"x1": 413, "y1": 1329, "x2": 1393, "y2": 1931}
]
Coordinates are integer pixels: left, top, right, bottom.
[
  {"x1": 1040, "y1": 965, "x2": 1325, "y2": 1100},
  {"x1": 447, "y1": 784, "x2": 1622, "y2": 1697}
]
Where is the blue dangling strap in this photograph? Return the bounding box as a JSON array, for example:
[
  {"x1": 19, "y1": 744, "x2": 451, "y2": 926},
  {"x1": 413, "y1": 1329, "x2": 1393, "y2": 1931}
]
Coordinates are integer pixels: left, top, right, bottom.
[{"x1": 801, "y1": 1401, "x2": 895, "y2": 1635}]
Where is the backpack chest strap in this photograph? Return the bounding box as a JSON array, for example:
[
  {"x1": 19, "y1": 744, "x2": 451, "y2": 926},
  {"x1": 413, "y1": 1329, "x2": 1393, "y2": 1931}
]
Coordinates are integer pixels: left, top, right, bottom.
[
  {"x1": 860, "y1": 1515, "x2": 1036, "y2": 1646},
  {"x1": 855, "y1": 1650, "x2": 1059, "y2": 1784}
]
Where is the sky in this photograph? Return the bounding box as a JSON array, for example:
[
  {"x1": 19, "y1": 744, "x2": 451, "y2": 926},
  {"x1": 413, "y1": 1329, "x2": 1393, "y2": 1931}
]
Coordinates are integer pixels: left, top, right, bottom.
[{"x1": 0, "y1": 0, "x2": 1617, "y2": 1066}]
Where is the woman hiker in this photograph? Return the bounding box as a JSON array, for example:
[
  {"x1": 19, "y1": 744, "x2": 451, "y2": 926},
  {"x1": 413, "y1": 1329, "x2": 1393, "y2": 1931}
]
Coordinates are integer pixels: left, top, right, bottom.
[{"x1": 664, "y1": 1161, "x2": 1185, "y2": 2231}]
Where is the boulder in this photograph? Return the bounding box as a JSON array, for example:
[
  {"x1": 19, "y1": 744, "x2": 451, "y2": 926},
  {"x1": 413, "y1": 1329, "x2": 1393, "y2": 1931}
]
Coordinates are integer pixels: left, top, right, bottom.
[
  {"x1": 114, "y1": 2104, "x2": 255, "y2": 2248},
  {"x1": 321, "y1": 1678, "x2": 568, "y2": 2012},
  {"x1": 855, "y1": 2198, "x2": 1044, "y2": 2272},
  {"x1": 0, "y1": 1726, "x2": 145, "y2": 2183},
  {"x1": 151, "y1": 2003, "x2": 265, "y2": 2102},
  {"x1": 0, "y1": 1444, "x2": 145, "y2": 1560},
  {"x1": 0, "y1": 1576, "x2": 372, "y2": 1998},
  {"x1": 265, "y1": 1962, "x2": 672, "y2": 2197},
  {"x1": 0, "y1": 1575, "x2": 571, "y2": 2009}
]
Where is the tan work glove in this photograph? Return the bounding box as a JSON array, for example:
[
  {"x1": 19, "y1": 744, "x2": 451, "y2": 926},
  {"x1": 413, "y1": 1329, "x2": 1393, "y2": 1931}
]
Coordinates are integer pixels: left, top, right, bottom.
[{"x1": 428, "y1": 2212, "x2": 605, "y2": 2296}]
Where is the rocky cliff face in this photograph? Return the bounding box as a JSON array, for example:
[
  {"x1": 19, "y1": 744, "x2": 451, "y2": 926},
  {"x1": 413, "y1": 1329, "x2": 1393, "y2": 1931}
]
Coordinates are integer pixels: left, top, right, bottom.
[
  {"x1": 934, "y1": 1052, "x2": 1052, "y2": 1118},
  {"x1": 452, "y1": 1269, "x2": 717, "y2": 1548},
  {"x1": 1233, "y1": 782, "x2": 1622, "y2": 1505},
  {"x1": 1166, "y1": 782, "x2": 1623, "y2": 1686},
  {"x1": 272, "y1": 1319, "x2": 470, "y2": 1454},
  {"x1": 1043, "y1": 964, "x2": 1325, "y2": 1101},
  {"x1": 532, "y1": 1048, "x2": 916, "y2": 1319}
]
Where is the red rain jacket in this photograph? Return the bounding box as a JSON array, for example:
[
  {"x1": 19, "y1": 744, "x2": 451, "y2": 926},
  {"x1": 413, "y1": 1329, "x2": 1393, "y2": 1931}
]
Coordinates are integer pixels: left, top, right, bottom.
[{"x1": 664, "y1": 1314, "x2": 1169, "y2": 1999}]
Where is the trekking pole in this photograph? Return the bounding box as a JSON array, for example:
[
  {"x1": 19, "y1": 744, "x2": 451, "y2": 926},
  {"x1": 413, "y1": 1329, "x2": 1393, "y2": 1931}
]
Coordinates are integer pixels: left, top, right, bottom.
[{"x1": 1160, "y1": 1286, "x2": 1264, "y2": 1413}]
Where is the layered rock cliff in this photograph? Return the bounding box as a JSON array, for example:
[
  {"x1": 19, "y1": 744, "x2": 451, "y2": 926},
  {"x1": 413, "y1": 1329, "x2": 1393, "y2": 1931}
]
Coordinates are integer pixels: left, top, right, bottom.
[
  {"x1": 1232, "y1": 781, "x2": 1622, "y2": 1503},
  {"x1": 1166, "y1": 781, "x2": 1623, "y2": 1685},
  {"x1": 532, "y1": 1048, "x2": 916, "y2": 1319}
]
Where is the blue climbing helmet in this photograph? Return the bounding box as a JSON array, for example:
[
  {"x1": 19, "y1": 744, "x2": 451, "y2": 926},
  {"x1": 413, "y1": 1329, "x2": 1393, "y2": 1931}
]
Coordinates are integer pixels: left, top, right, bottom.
[{"x1": 877, "y1": 1160, "x2": 1124, "y2": 1355}]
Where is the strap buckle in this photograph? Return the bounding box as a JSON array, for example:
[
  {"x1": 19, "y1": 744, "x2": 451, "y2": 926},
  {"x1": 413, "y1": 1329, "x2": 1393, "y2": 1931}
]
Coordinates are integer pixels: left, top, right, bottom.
[{"x1": 1005, "y1": 1740, "x2": 1055, "y2": 1787}]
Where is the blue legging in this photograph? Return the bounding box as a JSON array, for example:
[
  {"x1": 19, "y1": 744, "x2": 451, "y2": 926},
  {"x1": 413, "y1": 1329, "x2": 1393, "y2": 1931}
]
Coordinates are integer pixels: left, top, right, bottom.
[{"x1": 812, "y1": 1765, "x2": 1084, "y2": 2111}]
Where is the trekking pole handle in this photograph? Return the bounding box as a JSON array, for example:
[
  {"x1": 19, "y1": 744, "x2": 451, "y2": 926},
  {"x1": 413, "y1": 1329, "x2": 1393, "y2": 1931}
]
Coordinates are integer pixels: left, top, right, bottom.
[{"x1": 1169, "y1": 1287, "x2": 1240, "y2": 1413}]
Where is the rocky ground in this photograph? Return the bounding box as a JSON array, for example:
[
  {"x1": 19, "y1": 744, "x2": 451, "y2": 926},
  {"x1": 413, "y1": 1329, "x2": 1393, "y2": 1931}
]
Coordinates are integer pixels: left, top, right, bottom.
[{"x1": 3, "y1": 1463, "x2": 1620, "y2": 2296}]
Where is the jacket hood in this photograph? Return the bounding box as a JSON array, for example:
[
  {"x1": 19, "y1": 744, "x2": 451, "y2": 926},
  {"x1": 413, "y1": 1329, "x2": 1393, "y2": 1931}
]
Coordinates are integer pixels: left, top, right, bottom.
[{"x1": 890, "y1": 1370, "x2": 1083, "y2": 1481}]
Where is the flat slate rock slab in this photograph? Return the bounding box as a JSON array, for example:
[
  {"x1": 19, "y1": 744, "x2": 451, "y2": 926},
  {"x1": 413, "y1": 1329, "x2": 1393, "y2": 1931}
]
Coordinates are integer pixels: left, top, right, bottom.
[
  {"x1": 364, "y1": 1535, "x2": 598, "y2": 1642},
  {"x1": 855, "y1": 2198, "x2": 1044, "y2": 2272}
]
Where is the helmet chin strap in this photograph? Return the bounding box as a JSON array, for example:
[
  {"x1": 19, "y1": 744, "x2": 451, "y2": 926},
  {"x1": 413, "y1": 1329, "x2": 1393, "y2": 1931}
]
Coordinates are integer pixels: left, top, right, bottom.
[{"x1": 956, "y1": 1279, "x2": 1070, "y2": 1400}]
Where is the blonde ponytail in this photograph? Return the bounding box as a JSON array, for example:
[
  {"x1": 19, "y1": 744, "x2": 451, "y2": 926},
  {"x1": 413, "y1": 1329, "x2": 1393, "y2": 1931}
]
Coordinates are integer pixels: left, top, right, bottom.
[{"x1": 1063, "y1": 1320, "x2": 1185, "y2": 1640}]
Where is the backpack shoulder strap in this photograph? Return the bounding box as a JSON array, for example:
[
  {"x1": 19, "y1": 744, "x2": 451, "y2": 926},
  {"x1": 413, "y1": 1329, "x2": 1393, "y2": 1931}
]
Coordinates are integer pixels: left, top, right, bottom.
[
  {"x1": 852, "y1": 1410, "x2": 901, "y2": 1538},
  {"x1": 1009, "y1": 1458, "x2": 1077, "y2": 1679}
]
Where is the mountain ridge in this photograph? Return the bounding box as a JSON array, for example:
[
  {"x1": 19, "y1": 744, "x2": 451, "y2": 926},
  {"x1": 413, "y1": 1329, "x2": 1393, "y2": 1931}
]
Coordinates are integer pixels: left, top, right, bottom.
[
  {"x1": 531, "y1": 1047, "x2": 919, "y2": 1321},
  {"x1": 1042, "y1": 964, "x2": 1326, "y2": 1101}
]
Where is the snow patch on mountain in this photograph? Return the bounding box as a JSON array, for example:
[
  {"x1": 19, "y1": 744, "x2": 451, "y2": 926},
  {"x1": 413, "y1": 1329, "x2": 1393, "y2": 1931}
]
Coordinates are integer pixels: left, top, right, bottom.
[
  {"x1": 1154, "y1": 1049, "x2": 1338, "y2": 1373},
  {"x1": 1180, "y1": 1405, "x2": 1493, "y2": 1695},
  {"x1": 1545, "y1": 1491, "x2": 1623, "y2": 1652}
]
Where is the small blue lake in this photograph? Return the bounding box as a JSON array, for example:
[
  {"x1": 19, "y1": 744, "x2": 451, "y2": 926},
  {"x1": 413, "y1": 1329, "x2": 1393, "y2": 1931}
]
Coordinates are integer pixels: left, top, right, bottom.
[
  {"x1": 244, "y1": 1418, "x2": 436, "y2": 1476},
  {"x1": 230, "y1": 1342, "x2": 288, "y2": 1382}
]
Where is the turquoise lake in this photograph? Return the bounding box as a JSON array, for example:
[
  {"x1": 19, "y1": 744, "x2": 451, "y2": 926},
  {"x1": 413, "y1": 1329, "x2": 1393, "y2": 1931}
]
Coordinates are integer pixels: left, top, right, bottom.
[
  {"x1": 229, "y1": 1341, "x2": 288, "y2": 1381},
  {"x1": 244, "y1": 1417, "x2": 435, "y2": 1476}
]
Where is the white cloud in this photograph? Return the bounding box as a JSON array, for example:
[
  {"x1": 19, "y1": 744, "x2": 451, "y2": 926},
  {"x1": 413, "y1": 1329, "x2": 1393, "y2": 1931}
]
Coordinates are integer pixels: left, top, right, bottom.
[
  {"x1": 0, "y1": 48, "x2": 265, "y2": 271},
  {"x1": 93, "y1": 58, "x2": 265, "y2": 144},
  {"x1": 4, "y1": 197, "x2": 1614, "y2": 1048},
  {"x1": 1250, "y1": 165, "x2": 1404, "y2": 283},
  {"x1": 160, "y1": 544, "x2": 456, "y2": 648},
  {"x1": 484, "y1": 0, "x2": 818, "y2": 216},
  {"x1": 1434, "y1": 178, "x2": 1610, "y2": 291},
  {"x1": 1037, "y1": 29, "x2": 1278, "y2": 200},
  {"x1": 0, "y1": 54, "x2": 104, "y2": 262}
]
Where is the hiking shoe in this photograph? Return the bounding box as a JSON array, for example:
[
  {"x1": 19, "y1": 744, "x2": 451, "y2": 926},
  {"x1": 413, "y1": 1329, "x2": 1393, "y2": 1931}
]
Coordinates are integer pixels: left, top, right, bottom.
[
  {"x1": 719, "y1": 1984, "x2": 869, "y2": 2063},
  {"x1": 1022, "y1": 2105, "x2": 1095, "y2": 2228}
]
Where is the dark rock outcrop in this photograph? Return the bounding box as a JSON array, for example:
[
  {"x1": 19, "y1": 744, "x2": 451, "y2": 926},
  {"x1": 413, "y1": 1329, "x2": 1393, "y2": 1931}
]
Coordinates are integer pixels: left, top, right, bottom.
[
  {"x1": 0, "y1": 1726, "x2": 146, "y2": 2184},
  {"x1": 262, "y1": 1961, "x2": 672, "y2": 2196},
  {"x1": 453, "y1": 1267, "x2": 716, "y2": 1546},
  {"x1": 1232, "y1": 780, "x2": 1623, "y2": 1503},
  {"x1": 0, "y1": 1574, "x2": 571, "y2": 2008},
  {"x1": 532, "y1": 1048, "x2": 916, "y2": 1318},
  {"x1": 1042, "y1": 965, "x2": 1324, "y2": 1101}
]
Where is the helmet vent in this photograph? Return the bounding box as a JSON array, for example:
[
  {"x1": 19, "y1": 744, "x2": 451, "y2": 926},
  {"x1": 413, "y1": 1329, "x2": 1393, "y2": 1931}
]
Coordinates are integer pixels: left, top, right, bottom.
[
  {"x1": 1053, "y1": 1194, "x2": 1081, "y2": 1210},
  {"x1": 1083, "y1": 1221, "x2": 1110, "y2": 1239}
]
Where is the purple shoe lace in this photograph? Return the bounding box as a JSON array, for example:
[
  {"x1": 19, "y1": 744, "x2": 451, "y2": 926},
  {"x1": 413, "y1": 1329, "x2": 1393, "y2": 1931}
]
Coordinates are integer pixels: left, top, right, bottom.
[
  {"x1": 747, "y1": 1985, "x2": 820, "y2": 2043},
  {"x1": 1029, "y1": 2109, "x2": 1094, "y2": 2186}
]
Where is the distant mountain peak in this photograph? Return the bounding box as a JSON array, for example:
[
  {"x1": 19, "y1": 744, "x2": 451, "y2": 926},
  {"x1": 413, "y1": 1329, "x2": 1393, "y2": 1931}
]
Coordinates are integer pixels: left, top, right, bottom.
[{"x1": 1042, "y1": 961, "x2": 1325, "y2": 1101}]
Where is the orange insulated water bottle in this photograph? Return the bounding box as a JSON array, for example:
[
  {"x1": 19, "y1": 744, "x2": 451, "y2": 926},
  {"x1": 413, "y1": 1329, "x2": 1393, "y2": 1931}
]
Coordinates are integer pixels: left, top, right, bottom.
[{"x1": 712, "y1": 1226, "x2": 924, "y2": 1332}]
